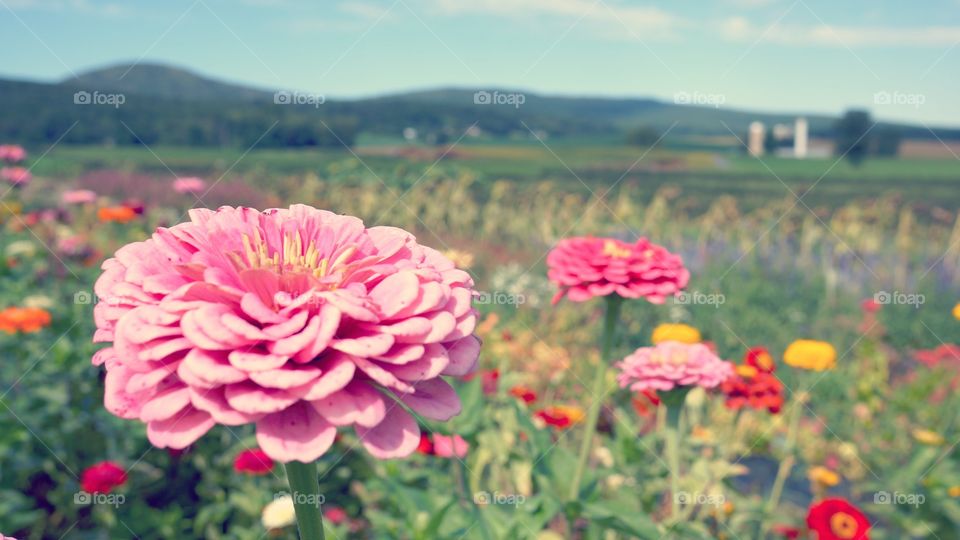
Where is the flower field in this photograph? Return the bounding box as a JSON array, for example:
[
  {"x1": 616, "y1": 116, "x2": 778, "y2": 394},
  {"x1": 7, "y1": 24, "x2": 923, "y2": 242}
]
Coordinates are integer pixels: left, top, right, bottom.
[{"x1": 2, "y1": 143, "x2": 960, "y2": 540}]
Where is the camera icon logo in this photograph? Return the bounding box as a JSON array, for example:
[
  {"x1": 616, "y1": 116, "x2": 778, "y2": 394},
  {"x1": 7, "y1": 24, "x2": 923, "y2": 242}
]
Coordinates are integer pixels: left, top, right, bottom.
[
  {"x1": 873, "y1": 91, "x2": 892, "y2": 105},
  {"x1": 674, "y1": 291, "x2": 690, "y2": 305},
  {"x1": 473, "y1": 491, "x2": 490, "y2": 505},
  {"x1": 673, "y1": 91, "x2": 691, "y2": 104},
  {"x1": 874, "y1": 491, "x2": 891, "y2": 505},
  {"x1": 74, "y1": 491, "x2": 92, "y2": 504},
  {"x1": 273, "y1": 90, "x2": 291, "y2": 105},
  {"x1": 674, "y1": 491, "x2": 691, "y2": 504},
  {"x1": 74, "y1": 291, "x2": 93, "y2": 305},
  {"x1": 74, "y1": 91, "x2": 91, "y2": 105},
  {"x1": 873, "y1": 291, "x2": 891, "y2": 305},
  {"x1": 473, "y1": 91, "x2": 491, "y2": 105}
]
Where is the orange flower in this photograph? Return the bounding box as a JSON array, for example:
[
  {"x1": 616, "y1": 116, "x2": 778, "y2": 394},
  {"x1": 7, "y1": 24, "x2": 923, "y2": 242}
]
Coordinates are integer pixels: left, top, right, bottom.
[
  {"x1": 97, "y1": 206, "x2": 137, "y2": 223},
  {"x1": 509, "y1": 386, "x2": 538, "y2": 404},
  {"x1": 745, "y1": 346, "x2": 776, "y2": 373},
  {"x1": 0, "y1": 307, "x2": 52, "y2": 333},
  {"x1": 534, "y1": 405, "x2": 585, "y2": 430}
]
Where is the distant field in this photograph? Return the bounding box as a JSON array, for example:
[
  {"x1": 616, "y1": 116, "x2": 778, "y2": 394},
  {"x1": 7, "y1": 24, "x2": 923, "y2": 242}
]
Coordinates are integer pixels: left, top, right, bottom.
[{"x1": 26, "y1": 143, "x2": 960, "y2": 211}]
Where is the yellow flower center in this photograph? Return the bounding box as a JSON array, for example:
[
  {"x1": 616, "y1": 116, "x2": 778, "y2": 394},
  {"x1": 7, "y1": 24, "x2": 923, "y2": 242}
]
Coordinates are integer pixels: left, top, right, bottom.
[
  {"x1": 232, "y1": 230, "x2": 357, "y2": 283},
  {"x1": 829, "y1": 512, "x2": 858, "y2": 539},
  {"x1": 602, "y1": 240, "x2": 632, "y2": 258},
  {"x1": 736, "y1": 365, "x2": 759, "y2": 378}
]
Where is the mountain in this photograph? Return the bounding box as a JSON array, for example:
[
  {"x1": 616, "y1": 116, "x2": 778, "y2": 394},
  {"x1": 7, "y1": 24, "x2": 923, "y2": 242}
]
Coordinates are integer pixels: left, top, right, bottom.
[
  {"x1": 60, "y1": 62, "x2": 272, "y2": 102},
  {"x1": 0, "y1": 62, "x2": 956, "y2": 148}
]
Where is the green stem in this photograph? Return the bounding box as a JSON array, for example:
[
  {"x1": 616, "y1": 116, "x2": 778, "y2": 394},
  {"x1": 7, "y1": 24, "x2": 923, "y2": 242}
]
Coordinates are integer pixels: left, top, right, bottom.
[
  {"x1": 759, "y1": 387, "x2": 806, "y2": 539},
  {"x1": 284, "y1": 461, "x2": 326, "y2": 540},
  {"x1": 662, "y1": 390, "x2": 688, "y2": 522},
  {"x1": 457, "y1": 459, "x2": 492, "y2": 540},
  {"x1": 568, "y1": 295, "x2": 623, "y2": 502}
]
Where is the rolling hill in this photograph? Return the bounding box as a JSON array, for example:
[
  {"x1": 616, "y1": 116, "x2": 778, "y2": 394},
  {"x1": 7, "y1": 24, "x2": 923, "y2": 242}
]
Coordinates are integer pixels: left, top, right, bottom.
[{"x1": 0, "y1": 62, "x2": 955, "y2": 148}]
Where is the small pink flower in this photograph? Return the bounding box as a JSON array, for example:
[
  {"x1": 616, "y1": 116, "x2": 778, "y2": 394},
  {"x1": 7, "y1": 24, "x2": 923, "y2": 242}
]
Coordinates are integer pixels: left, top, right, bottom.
[
  {"x1": 1, "y1": 534, "x2": 19, "y2": 540},
  {"x1": 92, "y1": 205, "x2": 480, "y2": 463},
  {"x1": 616, "y1": 342, "x2": 733, "y2": 392},
  {"x1": 547, "y1": 236, "x2": 689, "y2": 304},
  {"x1": 62, "y1": 189, "x2": 98, "y2": 204},
  {"x1": 431, "y1": 434, "x2": 469, "y2": 458},
  {"x1": 1, "y1": 167, "x2": 31, "y2": 186},
  {"x1": 173, "y1": 177, "x2": 207, "y2": 194},
  {"x1": 0, "y1": 144, "x2": 27, "y2": 163}
]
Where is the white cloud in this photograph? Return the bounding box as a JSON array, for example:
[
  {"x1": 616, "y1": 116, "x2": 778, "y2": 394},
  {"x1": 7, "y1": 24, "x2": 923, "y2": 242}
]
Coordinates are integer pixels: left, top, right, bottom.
[
  {"x1": 719, "y1": 17, "x2": 960, "y2": 47},
  {"x1": 429, "y1": 0, "x2": 684, "y2": 40}
]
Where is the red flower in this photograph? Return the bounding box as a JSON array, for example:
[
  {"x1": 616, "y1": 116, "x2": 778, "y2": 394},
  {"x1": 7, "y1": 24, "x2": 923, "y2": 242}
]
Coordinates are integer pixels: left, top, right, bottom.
[
  {"x1": 860, "y1": 298, "x2": 881, "y2": 313},
  {"x1": 721, "y1": 367, "x2": 784, "y2": 414},
  {"x1": 745, "y1": 347, "x2": 776, "y2": 373},
  {"x1": 81, "y1": 461, "x2": 127, "y2": 494},
  {"x1": 534, "y1": 405, "x2": 585, "y2": 430},
  {"x1": 631, "y1": 390, "x2": 660, "y2": 417},
  {"x1": 806, "y1": 498, "x2": 870, "y2": 540},
  {"x1": 324, "y1": 506, "x2": 348, "y2": 525},
  {"x1": 416, "y1": 433, "x2": 434, "y2": 455},
  {"x1": 233, "y1": 449, "x2": 274, "y2": 475},
  {"x1": 772, "y1": 524, "x2": 800, "y2": 539},
  {"x1": 509, "y1": 386, "x2": 537, "y2": 404}
]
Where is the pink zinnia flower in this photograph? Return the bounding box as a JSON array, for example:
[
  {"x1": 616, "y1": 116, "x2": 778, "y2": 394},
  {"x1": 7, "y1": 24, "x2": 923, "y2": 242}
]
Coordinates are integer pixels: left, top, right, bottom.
[
  {"x1": 1, "y1": 534, "x2": 18, "y2": 540},
  {"x1": 234, "y1": 448, "x2": 275, "y2": 475},
  {"x1": 81, "y1": 461, "x2": 127, "y2": 494},
  {"x1": 173, "y1": 177, "x2": 207, "y2": 194},
  {"x1": 1, "y1": 167, "x2": 31, "y2": 186},
  {"x1": 92, "y1": 205, "x2": 480, "y2": 463},
  {"x1": 62, "y1": 189, "x2": 98, "y2": 204},
  {"x1": 547, "y1": 236, "x2": 689, "y2": 304},
  {"x1": 0, "y1": 144, "x2": 26, "y2": 163},
  {"x1": 616, "y1": 342, "x2": 733, "y2": 392},
  {"x1": 431, "y1": 433, "x2": 469, "y2": 458}
]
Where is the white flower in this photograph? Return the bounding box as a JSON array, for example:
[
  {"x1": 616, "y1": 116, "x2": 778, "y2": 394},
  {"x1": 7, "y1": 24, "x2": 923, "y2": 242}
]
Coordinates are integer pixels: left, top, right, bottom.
[{"x1": 261, "y1": 495, "x2": 296, "y2": 530}]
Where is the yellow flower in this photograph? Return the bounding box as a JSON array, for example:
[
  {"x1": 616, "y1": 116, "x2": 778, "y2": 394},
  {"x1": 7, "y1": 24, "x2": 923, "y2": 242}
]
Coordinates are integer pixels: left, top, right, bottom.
[
  {"x1": 784, "y1": 340, "x2": 836, "y2": 371},
  {"x1": 652, "y1": 323, "x2": 701, "y2": 345},
  {"x1": 953, "y1": 302, "x2": 960, "y2": 321},
  {"x1": 261, "y1": 495, "x2": 296, "y2": 530},
  {"x1": 912, "y1": 428, "x2": 945, "y2": 446},
  {"x1": 808, "y1": 466, "x2": 841, "y2": 487},
  {"x1": 948, "y1": 486, "x2": 960, "y2": 498}
]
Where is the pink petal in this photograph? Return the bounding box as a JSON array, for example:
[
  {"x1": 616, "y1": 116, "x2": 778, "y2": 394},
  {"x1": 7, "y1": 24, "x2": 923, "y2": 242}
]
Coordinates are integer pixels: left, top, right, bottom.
[
  {"x1": 256, "y1": 402, "x2": 337, "y2": 463},
  {"x1": 147, "y1": 407, "x2": 215, "y2": 449},
  {"x1": 311, "y1": 382, "x2": 386, "y2": 427},
  {"x1": 354, "y1": 406, "x2": 420, "y2": 459},
  {"x1": 397, "y1": 378, "x2": 461, "y2": 421}
]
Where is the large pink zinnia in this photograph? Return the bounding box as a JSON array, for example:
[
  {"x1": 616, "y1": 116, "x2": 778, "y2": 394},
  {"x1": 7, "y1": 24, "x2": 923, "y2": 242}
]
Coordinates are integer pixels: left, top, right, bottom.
[
  {"x1": 92, "y1": 205, "x2": 480, "y2": 463},
  {"x1": 547, "y1": 236, "x2": 689, "y2": 304},
  {"x1": 616, "y1": 342, "x2": 733, "y2": 392}
]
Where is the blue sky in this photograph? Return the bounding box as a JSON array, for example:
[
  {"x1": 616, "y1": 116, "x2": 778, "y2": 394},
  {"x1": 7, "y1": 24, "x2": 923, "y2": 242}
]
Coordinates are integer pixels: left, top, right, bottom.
[{"x1": 2, "y1": 0, "x2": 959, "y2": 126}]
